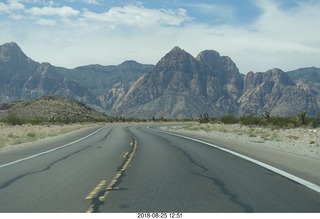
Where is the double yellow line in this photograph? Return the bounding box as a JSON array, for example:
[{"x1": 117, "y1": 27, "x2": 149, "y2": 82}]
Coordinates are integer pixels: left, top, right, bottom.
[{"x1": 85, "y1": 139, "x2": 138, "y2": 213}]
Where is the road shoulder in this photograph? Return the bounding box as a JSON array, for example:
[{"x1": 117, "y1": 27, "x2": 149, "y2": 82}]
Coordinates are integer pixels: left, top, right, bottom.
[{"x1": 160, "y1": 127, "x2": 320, "y2": 187}]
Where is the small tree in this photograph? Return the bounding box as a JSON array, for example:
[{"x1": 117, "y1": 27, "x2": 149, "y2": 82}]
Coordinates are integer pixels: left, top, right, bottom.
[
  {"x1": 199, "y1": 112, "x2": 210, "y2": 124},
  {"x1": 262, "y1": 111, "x2": 270, "y2": 120},
  {"x1": 299, "y1": 111, "x2": 307, "y2": 125}
]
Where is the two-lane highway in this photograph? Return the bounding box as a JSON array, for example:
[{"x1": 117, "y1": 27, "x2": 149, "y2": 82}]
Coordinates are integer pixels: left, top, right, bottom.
[{"x1": 0, "y1": 124, "x2": 319, "y2": 212}]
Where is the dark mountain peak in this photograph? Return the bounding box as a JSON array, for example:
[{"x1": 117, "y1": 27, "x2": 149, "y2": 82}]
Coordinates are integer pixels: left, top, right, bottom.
[
  {"x1": 1, "y1": 42, "x2": 21, "y2": 50},
  {"x1": 154, "y1": 46, "x2": 198, "y2": 73},
  {"x1": 164, "y1": 46, "x2": 191, "y2": 58},
  {"x1": 118, "y1": 60, "x2": 151, "y2": 69},
  {"x1": 120, "y1": 60, "x2": 140, "y2": 66},
  {"x1": 170, "y1": 46, "x2": 184, "y2": 52},
  {"x1": 265, "y1": 68, "x2": 294, "y2": 85},
  {"x1": 268, "y1": 68, "x2": 283, "y2": 74},
  {"x1": 0, "y1": 42, "x2": 34, "y2": 65},
  {"x1": 0, "y1": 42, "x2": 22, "y2": 58},
  {"x1": 196, "y1": 50, "x2": 239, "y2": 75},
  {"x1": 196, "y1": 50, "x2": 221, "y2": 67}
]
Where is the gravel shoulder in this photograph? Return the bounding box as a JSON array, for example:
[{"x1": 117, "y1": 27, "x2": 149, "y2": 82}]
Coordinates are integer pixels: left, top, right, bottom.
[{"x1": 162, "y1": 123, "x2": 320, "y2": 186}]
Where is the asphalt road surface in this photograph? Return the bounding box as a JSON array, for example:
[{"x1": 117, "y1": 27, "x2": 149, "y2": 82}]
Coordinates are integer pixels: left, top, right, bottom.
[{"x1": 0, "y1": 124, "x2": 319, "y2": 213}]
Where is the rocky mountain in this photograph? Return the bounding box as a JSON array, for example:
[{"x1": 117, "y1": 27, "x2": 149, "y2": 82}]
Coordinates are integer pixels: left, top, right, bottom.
[
  {"x1": 66, "y1": 61, "x2": 154, "y2": 110},
  {"x1": 0, "y1": 42, "x2": 96, "y2": 106},
  {"x1": 0, "y1": 42, "x2": 152, "y2": 111},
  {"x1": 239, "y1": 68, "x2": 320, "y2": 116},
  {"x1": 1, "y1": 42, "x2": 320, "y2": 119},
  {"x1": 111, "y1": 47, "x2": 244, "y2": 119},
  {"x1": 0, "y1": 96, "x2": 110, "y2": 122}
]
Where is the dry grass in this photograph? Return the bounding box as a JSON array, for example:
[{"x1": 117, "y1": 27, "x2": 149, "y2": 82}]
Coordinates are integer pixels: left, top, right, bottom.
[
  {"x1": 171, "y1": 123, "x2": 283, "y2": 143},
  {"x1": 164, "y1": 123, "x2": 320, "y2": 158},
  {"x1": 0, "y1": 123, "x2": 96, "y2": 150}
]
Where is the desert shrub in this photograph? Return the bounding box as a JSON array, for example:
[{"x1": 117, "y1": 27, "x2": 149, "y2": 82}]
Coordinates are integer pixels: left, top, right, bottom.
[
  {"x1": 4, "y1": 114, "x2": 26, "y2": 125},
  {"x1": 199, "y1": 113, "x2": 210, "y2": 124},
  {"x1": 29, "y1": 117, "x2": 47, "y2": 125},
  {"x1": 240, "y1": 115, "x2": 266, "y2": 126},
  {"x1": 287, "y1": 123, "x2": 296, "y2": 129},
  {"x1": 267, "y1": 117, "x2": 298, "y2": 128},
  {"x1": 299, "y1": 111, "x2": 307, "y2": 125},
  {"x1": 27, "y1": 132, "x2": 36, "y2": 138},
  {"x1": 309, "y1": 117, "x2": 320, "y2": 128},
  {"x1": 220, "y1": 115, "x2": 239, "y2": 124}
]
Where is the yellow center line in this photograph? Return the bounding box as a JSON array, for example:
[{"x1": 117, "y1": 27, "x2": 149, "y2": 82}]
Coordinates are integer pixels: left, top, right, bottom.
[
  {"x1": 86, "y1": 138, "x2": 138, "y2": 213},
  {"x1": 85, "y1": 180, "x2": 107, "y2": 200},
  {"x1": 122, "y1": 152, "x2": 129, "y2": 158}
]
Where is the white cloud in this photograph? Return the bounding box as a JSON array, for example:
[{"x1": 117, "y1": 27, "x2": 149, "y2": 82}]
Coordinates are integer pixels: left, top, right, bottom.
[
  {"x1": 36, "y1": 18, "x2": 57, "y2": 25},
  {"x1": 1, "y1": 0, "x2": 319, "y2": 74},
  {"x1": 81, "y1": 0, "x2": 101, "y2": 5},
  {"x1": 27, "y1": 6, "x2": 80, "y2": 17},
  {"x1": 81, "y1": 5, "x2": 191, "y2": 28},
  {"x1": 0, "y1": 0, "x2": 25, "y2": 13}
]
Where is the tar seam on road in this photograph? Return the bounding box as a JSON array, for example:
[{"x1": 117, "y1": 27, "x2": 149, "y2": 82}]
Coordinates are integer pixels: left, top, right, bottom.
[
  {"x1": 85, "y1": 134, "x2": 138, "y2": 213},
  {"x1": 0, "y1": 126, "x2": 106, "y2": 169},
  {"x1": 148, "y1": 127, "x2": 320, "y2": 194}
]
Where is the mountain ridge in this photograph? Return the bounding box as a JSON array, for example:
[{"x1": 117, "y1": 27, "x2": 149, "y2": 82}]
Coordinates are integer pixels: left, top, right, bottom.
[{"x1": 1, "y1": 42, "x2": 320, "y2": 118}]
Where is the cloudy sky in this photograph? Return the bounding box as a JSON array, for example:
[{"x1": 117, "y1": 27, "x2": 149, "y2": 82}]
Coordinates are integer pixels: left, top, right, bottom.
[{"x1": 0, "y1": 0, "x2": 319, "y2": 73}]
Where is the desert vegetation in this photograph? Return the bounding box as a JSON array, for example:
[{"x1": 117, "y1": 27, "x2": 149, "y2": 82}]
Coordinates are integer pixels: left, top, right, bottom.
[
  {"x1": 198, "y1": 111, "x2": 320, "y2": 129},
  {"x1": 0, "y1": 113, "x2": 111, "y2": 126},
  {"x1": 166, "y1": 112, "x2": 320, "y2": 158},
  {"x1": 0, "y1": 122, "x2": 97, "y2": 150}
]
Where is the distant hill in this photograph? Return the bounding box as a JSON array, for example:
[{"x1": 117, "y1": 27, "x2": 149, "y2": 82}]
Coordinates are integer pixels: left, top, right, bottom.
[{"x1": 0, "y1": 96, "x2": 111, "y2": 123}]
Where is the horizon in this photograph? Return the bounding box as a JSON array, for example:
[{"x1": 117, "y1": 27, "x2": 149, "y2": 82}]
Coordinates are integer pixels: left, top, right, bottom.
[{"x1": 1, "y1": 0, "x2": 319, "y2": 73}]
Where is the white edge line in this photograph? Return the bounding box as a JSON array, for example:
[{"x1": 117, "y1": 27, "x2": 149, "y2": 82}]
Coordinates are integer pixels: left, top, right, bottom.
[
  {"x1": 0, "y1": 127, "x2": 105, "y2": 169},
  {"x1": 147, "y1": 126, "x2": 320, "y2": 194}
]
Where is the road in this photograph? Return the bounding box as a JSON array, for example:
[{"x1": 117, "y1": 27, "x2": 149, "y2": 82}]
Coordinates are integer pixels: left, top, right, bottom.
[{"x1": 0, "y1": 124, "x2": 319, "y2": 212}]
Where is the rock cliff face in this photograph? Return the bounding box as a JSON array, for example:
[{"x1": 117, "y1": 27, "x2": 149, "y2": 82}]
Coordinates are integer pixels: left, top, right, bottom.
[
  {"x1": 1, "y1": 42, "x2": 320, "y2": 118},
  {"x1": 111, "y1": 47, "x2": 244, "y2": 119},
  {"x1": 239, "y1": 68, "x2": 320, "y2": 116},
  {"x1": 0, "y1": 42, "x2": 151, "y2": 111},
  {"x1": 0, "y1": 42, "x2": 96, "y2": 106}
]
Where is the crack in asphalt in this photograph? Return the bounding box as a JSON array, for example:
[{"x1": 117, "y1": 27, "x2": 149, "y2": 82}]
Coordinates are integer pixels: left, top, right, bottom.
[
  {"x1": 148, "y1": 128, "x2": 254, "y2": 212},
  {"x1": 0, "y1": 144, "x2": 94, "y2": 190},
  {"x1": 192, "y1": 172, "x2": 254, "y2": 212},
  {"x1": 162, "y1": 137, "x2": 209, "y2": 172}
]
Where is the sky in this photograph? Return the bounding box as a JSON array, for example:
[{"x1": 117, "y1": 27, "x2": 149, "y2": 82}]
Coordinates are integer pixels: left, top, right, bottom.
[{"x1": 0, "y1": 0, "x2": 319, "y2": 73}]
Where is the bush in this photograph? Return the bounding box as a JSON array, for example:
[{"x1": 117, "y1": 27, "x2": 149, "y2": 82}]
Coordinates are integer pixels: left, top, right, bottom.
[
  {"x1": 240, "y1": 115, "x2": 266, "y2": 126},
  {"x1": 27, "y1": 132, "x2": 36, "y2": 138},
  {"x1": 4, "y1": 115, "x2": 26, "y2": 125},
  {"x1": 220, "y1": 115, "x2": 239, "y2": 124},
  {"x1": 267, "y1": 117, "x2": 298, "y2": 128},
  {"x1": 199, "y1": 113, "x2": 210, "y2": 124},
  {"x1": 309, "y1": 117, "x2": 320, "y2": 128}
]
